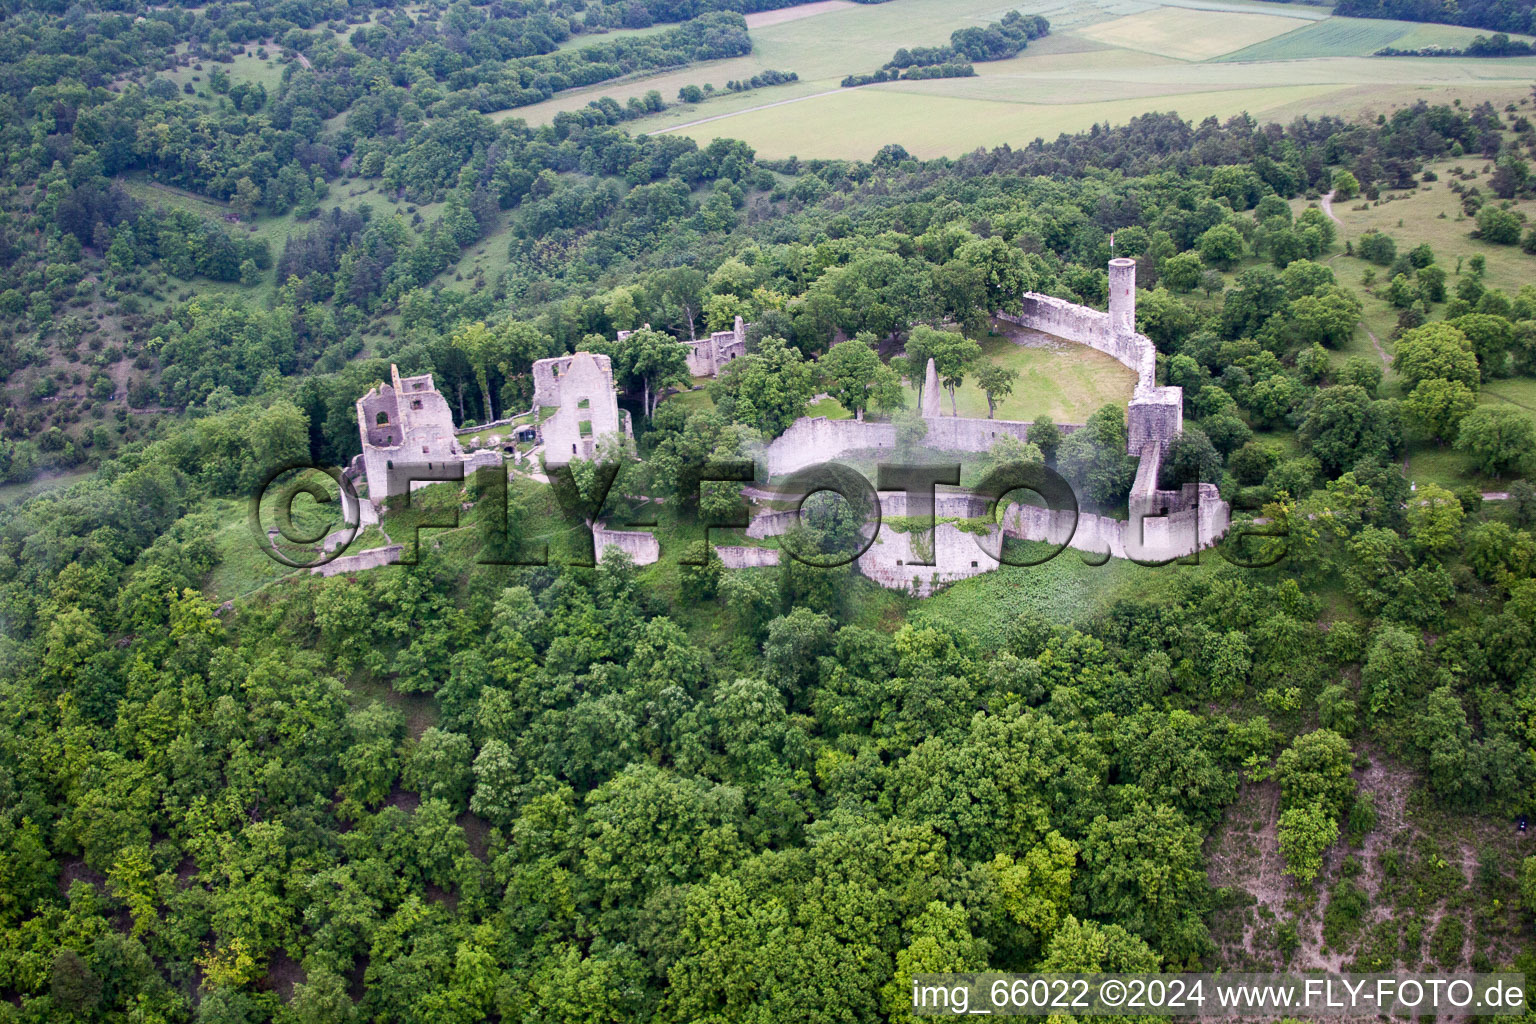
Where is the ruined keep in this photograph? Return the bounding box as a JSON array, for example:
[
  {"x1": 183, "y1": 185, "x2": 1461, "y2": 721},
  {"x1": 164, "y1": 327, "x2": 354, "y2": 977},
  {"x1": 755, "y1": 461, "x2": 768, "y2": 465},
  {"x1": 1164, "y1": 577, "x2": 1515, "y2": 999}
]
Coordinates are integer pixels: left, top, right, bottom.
[
  {"x1": 356, "y1": 366, "x2": 468, "y2": 504},
  {"x1": 681, "y1": 315, "x2": 748, "y2": 378},
  {"x1": 531, "y1": 351, "x2": 629, "y2": 466}
]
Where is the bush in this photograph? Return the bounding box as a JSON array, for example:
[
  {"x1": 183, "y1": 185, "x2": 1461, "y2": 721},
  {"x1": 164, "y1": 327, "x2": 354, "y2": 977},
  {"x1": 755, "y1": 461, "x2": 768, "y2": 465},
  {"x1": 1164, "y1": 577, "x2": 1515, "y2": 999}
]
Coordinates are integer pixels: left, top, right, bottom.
[{"x1": 1474, "y1": 205, "x2": 1522, "y2": 244}]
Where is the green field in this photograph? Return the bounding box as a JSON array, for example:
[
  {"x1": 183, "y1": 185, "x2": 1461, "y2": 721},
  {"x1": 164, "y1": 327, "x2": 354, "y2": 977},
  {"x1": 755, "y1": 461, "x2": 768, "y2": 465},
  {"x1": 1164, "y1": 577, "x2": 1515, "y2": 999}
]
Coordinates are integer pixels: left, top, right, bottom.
[
  {"x1": 1215, "y1": 16, "x2": 1533, "y2": 61},
  {"x1": 526, "y1": 0, "x2": 1536, "y2": 160}
]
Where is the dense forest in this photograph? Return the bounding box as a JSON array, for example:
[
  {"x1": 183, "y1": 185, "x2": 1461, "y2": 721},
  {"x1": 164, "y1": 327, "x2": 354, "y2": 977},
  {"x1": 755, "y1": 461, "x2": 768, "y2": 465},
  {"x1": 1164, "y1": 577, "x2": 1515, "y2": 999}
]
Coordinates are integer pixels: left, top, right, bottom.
[{"x1": 4, "y1": 0, "x2": 1536, "y2": 1021}]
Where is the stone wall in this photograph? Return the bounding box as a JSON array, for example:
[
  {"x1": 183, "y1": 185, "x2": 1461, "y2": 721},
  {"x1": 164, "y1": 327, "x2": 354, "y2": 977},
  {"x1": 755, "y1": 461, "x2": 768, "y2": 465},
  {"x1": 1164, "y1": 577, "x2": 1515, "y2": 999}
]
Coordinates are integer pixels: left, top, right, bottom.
[
  {"x1": 760, "y1": 417, "x2": 896, "y2": 477},
  {"x1": 746, "y1": 509, "x2": 798, "y2": 539},
  {"x1": 594, "y1": 526, "x2": 661, "y2": 565},
  {"x1": 920, "y1": 415, "x2": 1035, "y2": 453},
  {"x1": 714, "y1": 545, "x2": 781, "y2": 568},
  {"x1": 1128, "y1": 389, "x2": 1183, "y2": 455},
  {"x1": 998, "y1": 299, "x2": 1183, "y2": 454},
  {"x1": 1000, "y1": 300, "x2": 1155, "y2": 388},
  {"x1": 857, "y1": 521, "x2": 1000, "y2": 595},
  {"x1": 356, "y1": 366, "x2": 463, "y2": 501},
  {"x1": 682, "y1": 316, "x2": 747, "y2": 377},
  {"x1": 311, "y1": 544, "x2": 403, "y2": 577}
]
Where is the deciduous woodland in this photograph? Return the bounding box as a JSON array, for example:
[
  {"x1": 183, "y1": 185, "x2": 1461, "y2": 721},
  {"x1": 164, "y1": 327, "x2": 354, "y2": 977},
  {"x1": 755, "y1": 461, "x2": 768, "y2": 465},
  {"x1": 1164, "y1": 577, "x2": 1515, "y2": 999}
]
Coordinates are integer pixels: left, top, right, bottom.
[{"x1": 3, "y1": 0, "x2": 1536, "y2": 1022}]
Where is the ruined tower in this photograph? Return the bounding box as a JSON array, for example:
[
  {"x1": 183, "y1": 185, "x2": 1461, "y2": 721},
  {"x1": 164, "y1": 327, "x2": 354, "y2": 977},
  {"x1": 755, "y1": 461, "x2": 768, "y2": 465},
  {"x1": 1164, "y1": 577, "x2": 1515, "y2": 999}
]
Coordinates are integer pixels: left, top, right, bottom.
[
  {"x1": 356, "y1": 365, "x2": 462, "y2": 503},
  {"x1": 1108, "y1": 257, "x2": 1136, "y2": 338}
]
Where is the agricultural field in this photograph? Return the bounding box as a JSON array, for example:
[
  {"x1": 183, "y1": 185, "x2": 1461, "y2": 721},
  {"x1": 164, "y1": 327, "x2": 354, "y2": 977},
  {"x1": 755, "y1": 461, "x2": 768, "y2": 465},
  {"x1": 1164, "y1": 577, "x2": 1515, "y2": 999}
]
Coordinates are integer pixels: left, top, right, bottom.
[
  {"x1": 1076, "y1": 7, "x2": 1303, "y2": 61},
  {"x1": 505, "y1": 0, "x2": 1536, "y2": 159},
  {"x1": 1216, "y1": 16, "x2": 1534, "y2": 61}
]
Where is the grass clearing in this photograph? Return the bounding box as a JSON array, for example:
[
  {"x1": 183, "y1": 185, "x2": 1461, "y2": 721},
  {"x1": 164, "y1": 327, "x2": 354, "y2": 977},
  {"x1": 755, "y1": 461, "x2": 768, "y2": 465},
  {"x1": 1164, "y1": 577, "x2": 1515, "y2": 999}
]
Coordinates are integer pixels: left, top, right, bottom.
[
  {"x1": 1076, "y1": 7, "x2": 1307, "y2": 61},
  {"x1": 0, "y1": 467, "x2": 95, "y2": 508},
  {"x1": 912, "y1": 539, "x2": 1227, "y2": 644}
]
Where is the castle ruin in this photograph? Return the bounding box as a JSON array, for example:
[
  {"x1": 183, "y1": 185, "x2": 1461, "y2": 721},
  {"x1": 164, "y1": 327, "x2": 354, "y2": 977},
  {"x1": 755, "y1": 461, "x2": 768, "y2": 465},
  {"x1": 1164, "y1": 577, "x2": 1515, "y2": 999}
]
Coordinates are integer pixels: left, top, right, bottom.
[
  {"x1": 596, "y1": 257, "x2": 1229, "y2": 588},
  {"x1": 682, "y1": 315, "x2": 747, "y2": 378},
  {"x1": 531, "y1": 351, "x2": 630, "y2": 466},
  {"x1": 349, "y1": 260, "x2": 1231, "y2": 589},
  {"x1": 355, "y1": 366, "x2": 475, "y2": 505}
]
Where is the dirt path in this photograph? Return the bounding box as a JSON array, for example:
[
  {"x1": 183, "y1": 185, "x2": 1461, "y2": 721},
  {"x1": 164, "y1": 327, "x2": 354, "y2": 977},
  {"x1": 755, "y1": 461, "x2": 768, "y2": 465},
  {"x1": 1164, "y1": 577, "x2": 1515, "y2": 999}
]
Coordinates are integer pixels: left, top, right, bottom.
[
  {"x1": 1320, "y1": 189, "x2": 1342, "y2": 225},
  {"x1": 646, "y1": 89, "x2": 847, "y2": 135},
  {"x1": 1362, "y1": 324, "x2": 1390, "y2": 367}
]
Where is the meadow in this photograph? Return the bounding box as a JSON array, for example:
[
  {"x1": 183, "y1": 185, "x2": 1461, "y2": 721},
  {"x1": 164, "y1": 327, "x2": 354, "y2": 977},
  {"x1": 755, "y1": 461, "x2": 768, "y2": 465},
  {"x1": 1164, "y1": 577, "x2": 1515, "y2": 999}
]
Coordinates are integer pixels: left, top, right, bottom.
[{"x1": 493, "y1": 0, "x2": 1536, "y2": 160}]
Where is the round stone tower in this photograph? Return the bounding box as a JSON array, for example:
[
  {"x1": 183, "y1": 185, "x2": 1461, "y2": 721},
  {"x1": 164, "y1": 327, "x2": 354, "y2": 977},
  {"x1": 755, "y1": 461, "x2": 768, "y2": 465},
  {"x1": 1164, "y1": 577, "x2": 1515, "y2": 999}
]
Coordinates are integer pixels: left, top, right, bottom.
[{"x1": 1108, "y1": 257, "x2": 1136, "y2": 338}]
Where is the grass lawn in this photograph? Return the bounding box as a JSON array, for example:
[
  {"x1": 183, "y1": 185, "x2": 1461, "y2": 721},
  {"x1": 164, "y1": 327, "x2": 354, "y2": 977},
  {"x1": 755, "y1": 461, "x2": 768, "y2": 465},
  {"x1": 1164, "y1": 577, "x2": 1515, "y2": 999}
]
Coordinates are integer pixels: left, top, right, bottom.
[
  {"x1": 664, "y1": 387, "x2": 715, "y2": 413},
  {"x1": 1324, "y1": 162, "x2": 1536, "y2": 303},
  {"x1": 941, "y1": 330, "x2": 1137, "y2": 425},
  {"x1": 1216, "y1": 16, "x2": 1534, "y2": 61},
  {"x1": 807, "y1": 396, "x2": 853, "y2": 419}
]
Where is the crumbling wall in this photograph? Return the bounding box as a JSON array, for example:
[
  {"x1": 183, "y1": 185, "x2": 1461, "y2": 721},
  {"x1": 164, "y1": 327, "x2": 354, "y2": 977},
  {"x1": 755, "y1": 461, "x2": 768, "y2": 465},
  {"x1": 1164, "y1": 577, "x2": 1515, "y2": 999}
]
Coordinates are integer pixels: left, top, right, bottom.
[
  {"x1": 760, "y1": 417, "x2": 896, "y2": 477},
  {"x1": 356, "y1": 366, "x2": 463, "y2": 501},
  {"x1": 921, "y1": 416, "x2": 1034, "y2": 452},
  {"x1": 538, "y1": 352, "x2": 622, "y2": 465},
  {"x1": 311, "y1": 544, "x2": 403, "y2": 577},
  {"x1": 682, "y1": 316, "x2": 748, "y2": 378},
  {"x1": 857, "y1": 521, "x2": 1000, "y2": 595},
  {"x1": 999, "y1": 300, "x2": 1155, "y2": 387},
  {"x1": 714, "y1": 545, "x2": 781, "y2": 568},
  {"x1": 747, "y1": 509, "x2": 798, "y2": 539},
  {"x1": 594, "y1": 526, "x2": 660, "y2": 565}
]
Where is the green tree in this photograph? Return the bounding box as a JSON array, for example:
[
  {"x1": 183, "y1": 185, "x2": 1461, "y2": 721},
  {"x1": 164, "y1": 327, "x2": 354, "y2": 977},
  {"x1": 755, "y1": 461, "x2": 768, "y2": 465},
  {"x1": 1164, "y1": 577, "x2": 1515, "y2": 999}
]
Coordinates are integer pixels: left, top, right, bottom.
[
  {"x1": 710, "y1": 335, "x2": 817, "y2": 437},
  {"x1": 1332, "y1": 169, "x2": 1360, "y2": 200},
  {"x1": 610, "y1": 327, "x2": 690, "y2": 418},
  {"x1": 1161, "y1": 252, "x2": 1204, "y2": 293},
  {"x1": 1080, "y1": 799, "x2": 1212, "y2": 961},
  {"x1": 1198, "y1": 223, "x2": 1246, "y2": 271},
  {"x1": 927, "y1": 329, "x2": 982, "y2": 415},
  {"x1": 1029, "y1": 416, "x2": 1062, "y2": 462},
  {"x1": 1058, "y1": 404, "x2": 1137, "y2": 506},
  {"x1": 1394, "y1": 323, "x2": 1479, "y2": 390},
  {"x1": 1278, "y1": 801, "x2": 1338, "y2": 884},
  {"x1": 819, "y1": 334, "x2": 903, "y2": 420},
  {"x1": 1455, "y1": 406, "x2": 1536, "y2": 476},
  {"x1": 975, "y1": 363, "x2": 1018, "y2": 419},
  {"x1": 1406, "y1": 482, "x2": 1464, "y2": 555},
  {"x1": 452, "y1": 320, "x2": 502, "y2": 423},
  {"x1": 403, "y1": 728, "x2": 475, "y2": 811},
  {"x1": 1275, "y1": 729, "x2": 1355, "y2": 818},
  {"x1": 1404, "y1": 377, "x2": 1476, "y2": 444}
]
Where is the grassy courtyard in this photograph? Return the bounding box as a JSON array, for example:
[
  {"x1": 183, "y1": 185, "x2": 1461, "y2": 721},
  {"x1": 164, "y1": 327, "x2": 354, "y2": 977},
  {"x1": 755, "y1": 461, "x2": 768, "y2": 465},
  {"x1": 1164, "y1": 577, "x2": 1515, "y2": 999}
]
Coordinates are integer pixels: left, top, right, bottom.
[{"x1": 941, "y1": 330, "x2": 1137, "y2": 425}]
